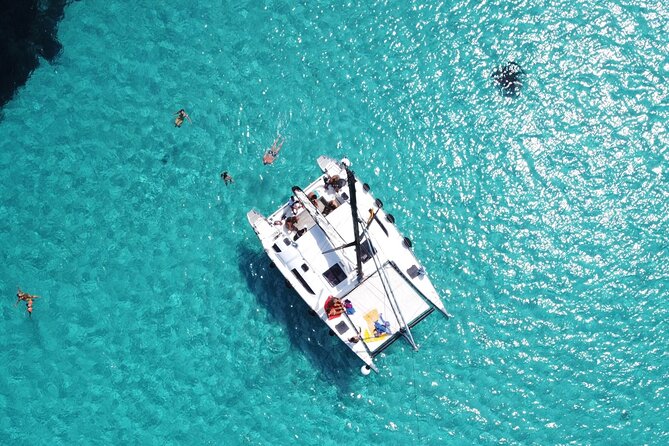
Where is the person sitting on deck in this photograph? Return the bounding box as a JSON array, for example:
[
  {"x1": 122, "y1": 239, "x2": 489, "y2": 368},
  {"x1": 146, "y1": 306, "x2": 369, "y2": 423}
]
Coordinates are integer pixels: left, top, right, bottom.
[
  {"x1": 293, "y1": 227, "x2": 307, "y2": 241},
  {"x1": 308, "y1": 191, "x2": 338, "y2": 215},
  {"x1": 321, "y1": 198, "x2": 339, "y2": 215},
  {"x1": 373, "y1": 313, "x2": 392, "y2": 337},
  {"x1": 284, "y1": 216, "x2": 298, "y2": 232},
  {"x1": 324, "y1": 175, "x2": 346, "y2": 192},
  {"x1": 307, "y1": 192, "x2": 319, "y2": 207}
]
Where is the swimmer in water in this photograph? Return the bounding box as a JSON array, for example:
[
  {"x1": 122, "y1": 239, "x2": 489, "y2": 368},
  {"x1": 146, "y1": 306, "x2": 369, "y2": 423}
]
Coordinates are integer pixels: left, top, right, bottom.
[
  {"x1": 174, "y1": 109, "x2": 192, "y2": 127},
  {"x1": 263, "y1": 135, "x2": 284, "y2": 165},
  {"x1": 221, "y1": 171, "x2": 234, "y2": 185},
  {"x1": 16, "y1": 287, "x2": 40, "y2": 317}
]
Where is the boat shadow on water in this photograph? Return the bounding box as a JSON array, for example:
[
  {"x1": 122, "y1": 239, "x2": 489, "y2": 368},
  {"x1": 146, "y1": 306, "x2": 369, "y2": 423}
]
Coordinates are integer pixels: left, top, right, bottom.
[{"x1": 237, "y1": 244, "x2": 365, "y2": 387}]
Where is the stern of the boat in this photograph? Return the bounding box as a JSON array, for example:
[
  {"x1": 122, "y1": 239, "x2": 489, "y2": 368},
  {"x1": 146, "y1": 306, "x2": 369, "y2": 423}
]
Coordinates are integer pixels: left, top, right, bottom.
[{"x1": 246, "y1": 209, "x2": 278, "y2": 242}]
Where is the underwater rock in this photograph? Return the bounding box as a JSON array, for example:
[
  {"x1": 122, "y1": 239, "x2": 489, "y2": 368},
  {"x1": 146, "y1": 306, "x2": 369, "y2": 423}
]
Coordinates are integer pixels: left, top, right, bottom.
[
  {"x1": 491, "y1": 61, "x2": 525, "y2": 97},
  {"x1": 0, "y1": 0, "x2": 71, "y2": 108}
]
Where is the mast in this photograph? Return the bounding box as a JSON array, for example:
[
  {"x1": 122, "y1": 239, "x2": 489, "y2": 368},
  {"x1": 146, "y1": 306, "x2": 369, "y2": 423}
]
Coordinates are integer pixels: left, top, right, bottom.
[
  {"x1": 345, "y1": 166, "x2": 364, "y2": 283},
  {"x1": 359, "y1": 224, "x2": 419, "y2": 351},
  {"x1": 291, "y1": 186, "x2": 358, "y2": 273}
]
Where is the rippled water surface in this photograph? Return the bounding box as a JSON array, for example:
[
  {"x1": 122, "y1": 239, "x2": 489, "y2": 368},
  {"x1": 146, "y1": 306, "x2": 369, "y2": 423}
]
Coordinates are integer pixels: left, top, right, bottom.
[{"x1": 1, "y1": 1, "x2": 668, "y2": 444}]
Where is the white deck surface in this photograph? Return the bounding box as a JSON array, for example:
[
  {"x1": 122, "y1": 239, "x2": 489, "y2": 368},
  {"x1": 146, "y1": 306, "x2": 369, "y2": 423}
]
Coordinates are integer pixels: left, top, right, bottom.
[{"x1": 247, "y1": 156, "x2": 448, "y2": 371}]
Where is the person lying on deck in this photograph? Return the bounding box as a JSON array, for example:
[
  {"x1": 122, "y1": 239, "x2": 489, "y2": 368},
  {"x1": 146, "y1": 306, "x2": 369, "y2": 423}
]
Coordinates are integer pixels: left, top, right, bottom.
[
  {"x1": 284, "y1": 216, "x2": 298, "y2": 232},
  {"x1": 289, "y1": 196, "x2": 302, "y2": 214},
  {"x1": 348, "y1": 333, "x2": 362, "y2": 344},
  {"x1": 325, "y1": 296, "x2": 345, "y2": 318},
  {"x1": 373, "y1": 313, "x2": 392, "y2": 337}
]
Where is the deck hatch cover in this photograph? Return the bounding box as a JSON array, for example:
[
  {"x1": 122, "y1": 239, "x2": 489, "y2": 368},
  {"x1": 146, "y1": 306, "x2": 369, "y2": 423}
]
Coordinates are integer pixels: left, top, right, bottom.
[
  {"x1": 323, "y1": 263, "x2": 347, "y2": 287},
  {"x1": 335, "y1": 321, "x2": 349, "y2": 335}
]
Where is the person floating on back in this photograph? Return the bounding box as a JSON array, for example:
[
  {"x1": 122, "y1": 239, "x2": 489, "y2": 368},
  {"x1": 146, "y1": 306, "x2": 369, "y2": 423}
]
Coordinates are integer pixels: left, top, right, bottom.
[
  {"x1": 174, "y1": 109, "x2": 192, "y2": 127},
  {"x1": 263, "y1": 135, "x2": 284, "y2": 165},
  {"x1": 16, "y1": 287, "x2": 40, "y2": 317},
  {"x1": 221, "y1": 171, "x2": 234, "y2": 185}
]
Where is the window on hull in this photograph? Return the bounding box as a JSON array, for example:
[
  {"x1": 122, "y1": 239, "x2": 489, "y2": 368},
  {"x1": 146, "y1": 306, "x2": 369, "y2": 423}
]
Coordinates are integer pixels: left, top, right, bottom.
[{"x1": 291, "y1": 268, "x2": 315, "y2": 294}]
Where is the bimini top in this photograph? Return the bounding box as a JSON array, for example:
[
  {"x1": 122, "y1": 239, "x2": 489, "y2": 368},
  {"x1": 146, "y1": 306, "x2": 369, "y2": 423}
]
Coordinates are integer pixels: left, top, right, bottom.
[{"x1": 247, "y1": 156, "x2": 449, "y2": 373}]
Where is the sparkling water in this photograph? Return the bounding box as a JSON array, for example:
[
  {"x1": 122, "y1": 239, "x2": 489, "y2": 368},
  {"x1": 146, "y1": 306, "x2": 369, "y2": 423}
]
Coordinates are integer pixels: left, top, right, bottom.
[{"x1": 1, "y1": 0, "x2": 667, "y2": 444}]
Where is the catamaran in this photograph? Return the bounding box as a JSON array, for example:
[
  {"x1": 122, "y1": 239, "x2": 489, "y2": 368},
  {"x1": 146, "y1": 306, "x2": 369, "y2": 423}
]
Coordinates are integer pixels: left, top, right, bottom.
[{"x1": 246, "y1": 156, "x2": 449, "y2": 373}]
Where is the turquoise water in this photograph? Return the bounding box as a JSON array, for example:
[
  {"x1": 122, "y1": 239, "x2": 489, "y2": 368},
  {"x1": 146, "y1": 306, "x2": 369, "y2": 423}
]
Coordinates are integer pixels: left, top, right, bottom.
[{"x1": 1, "y1": 0, "x2": 668, "y2": 444}]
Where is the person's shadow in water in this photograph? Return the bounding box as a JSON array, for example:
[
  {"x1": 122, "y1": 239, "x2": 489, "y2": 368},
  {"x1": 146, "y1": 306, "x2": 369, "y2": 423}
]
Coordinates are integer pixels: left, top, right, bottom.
[{"x1": 237, "y1": 244, "x2": 366, "y2": 389}]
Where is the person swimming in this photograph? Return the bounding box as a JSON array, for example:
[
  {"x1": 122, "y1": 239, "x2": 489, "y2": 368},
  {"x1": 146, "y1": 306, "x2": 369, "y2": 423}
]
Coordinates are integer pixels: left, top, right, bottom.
[
  {"x1": 221, "y1": 171, "x2": 234, "y2": 185},
  {"x1": 263, "y1": 136, "x2": 284, "y2": 165},
  {"x1": 174, "y1": 109, "x2": 192, "y2": 127},
  {"x1": 16, "y1": 287, "x2": 40, "y2": 317}
]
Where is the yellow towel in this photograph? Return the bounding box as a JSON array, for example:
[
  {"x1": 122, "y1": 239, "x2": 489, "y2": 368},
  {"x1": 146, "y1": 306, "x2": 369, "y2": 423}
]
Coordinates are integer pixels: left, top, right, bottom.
[{"x1": 362, "y1": 309, "x2": 388, "y2": 341}]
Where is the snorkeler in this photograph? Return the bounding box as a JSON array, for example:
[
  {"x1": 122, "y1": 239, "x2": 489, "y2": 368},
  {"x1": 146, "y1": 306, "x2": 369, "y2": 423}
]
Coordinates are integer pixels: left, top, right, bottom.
[
  {"x1": 174, "y1": 109, "x2": 192, "y2": 127},
  {"x1": 263, "y1": 135, "x2": 284, "y2": 165}
]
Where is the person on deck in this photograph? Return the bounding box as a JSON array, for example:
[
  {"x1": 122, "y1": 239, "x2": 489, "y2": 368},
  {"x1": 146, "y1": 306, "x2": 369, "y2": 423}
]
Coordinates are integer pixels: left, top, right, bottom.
[
  {"x1": 324, "y1": 175, "x2": 346, "y2": 192},
  {"x1": 289, "y1": 196, "x2": 302, "y2": 214},
  {"x1": 373, "y1": 313, "x2": 392, "y2": 337},
  {"x1": 284, "y1": 216, "x2": 298, "y2": 232}
]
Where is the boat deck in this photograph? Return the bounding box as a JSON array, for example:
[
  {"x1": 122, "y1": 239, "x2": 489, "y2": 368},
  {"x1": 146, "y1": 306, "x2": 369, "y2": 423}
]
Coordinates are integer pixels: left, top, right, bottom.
[{"x1": 247, "y1": 156, "x2": 448, "y2": 372}]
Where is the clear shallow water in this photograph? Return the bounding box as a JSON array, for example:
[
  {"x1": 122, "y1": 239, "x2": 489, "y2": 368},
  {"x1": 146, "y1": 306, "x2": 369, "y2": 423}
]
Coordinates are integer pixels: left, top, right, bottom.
[{"x1": 1, "y1": 0, "x2": 668, "y2": 444}]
